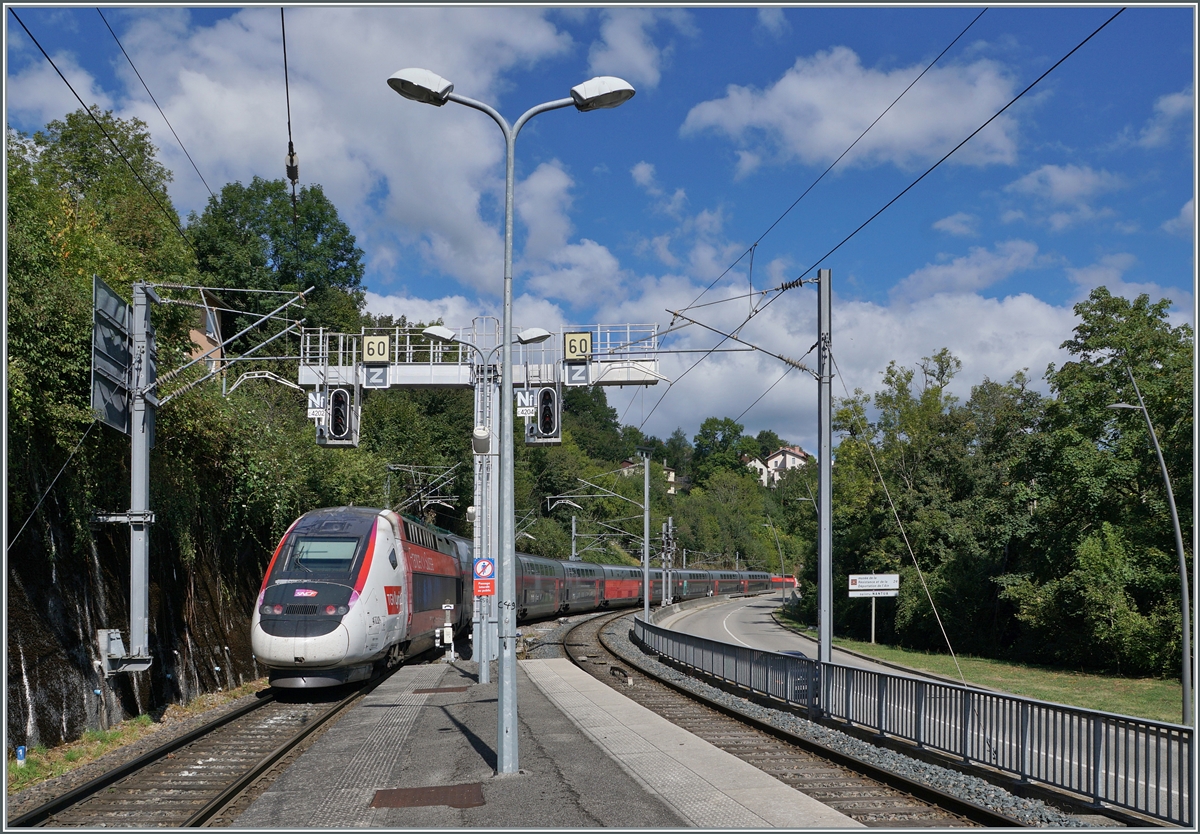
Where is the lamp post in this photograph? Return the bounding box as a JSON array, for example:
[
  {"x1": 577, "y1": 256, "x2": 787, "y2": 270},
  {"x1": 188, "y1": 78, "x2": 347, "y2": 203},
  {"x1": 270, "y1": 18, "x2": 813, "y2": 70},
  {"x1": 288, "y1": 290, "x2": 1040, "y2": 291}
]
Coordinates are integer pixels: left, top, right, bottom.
[
  {"x1": 764, "y1": 520, "x2": 786, "y2": 603},
  {"x1": 423, "y1": 324, "x2": 550, "y2": 686},
  {"x1": 1108, "y1": 366, "x2": 1191, "y2": 726},
  {"x1": 396, "y1": 71, "x2": 634, "y2": 773}
]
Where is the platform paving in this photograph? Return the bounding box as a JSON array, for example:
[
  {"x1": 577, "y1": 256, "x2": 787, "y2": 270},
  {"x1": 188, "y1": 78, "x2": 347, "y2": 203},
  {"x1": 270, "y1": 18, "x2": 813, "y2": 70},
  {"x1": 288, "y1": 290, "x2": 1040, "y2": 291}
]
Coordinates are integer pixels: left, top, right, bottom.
[{"x1": 233, "y1": 658, "x2": 862, "y2": 829}]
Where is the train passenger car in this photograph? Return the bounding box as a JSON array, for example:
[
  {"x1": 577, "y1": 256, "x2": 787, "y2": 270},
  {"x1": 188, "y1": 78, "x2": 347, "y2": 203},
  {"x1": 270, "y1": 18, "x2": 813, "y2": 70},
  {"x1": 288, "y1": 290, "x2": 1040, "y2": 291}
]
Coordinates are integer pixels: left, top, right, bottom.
[
  {"x1": 600, "y1": 564, "x2": 643, "y2": 608},
  {"x1": 562, "y1": 561, "x2": 603, "y2": 612},
  {"x1": 516, "y1": 553, "x2": 565, "y2": 620},
  {"x1": 672, "y1": 570, "x2": 712, "y2": 601},
  {"x1": 742, "y1": 571, "x2": 772, "y2": 593},
  {"x1": 709, "y1": 571, "x2": 741, "y2": 595},
  {"x1": 251, "y1": 507, "x2": 471, "y2": 689}
]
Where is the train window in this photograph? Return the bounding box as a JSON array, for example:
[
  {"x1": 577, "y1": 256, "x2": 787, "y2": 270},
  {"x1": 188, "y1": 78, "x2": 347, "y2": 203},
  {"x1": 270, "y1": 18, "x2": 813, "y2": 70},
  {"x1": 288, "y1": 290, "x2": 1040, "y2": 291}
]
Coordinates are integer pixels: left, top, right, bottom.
[
  {"x1": 412, "y1": 573, "x2": 457, "y2": 612},
  {"x1": 288, "y1": 536, "x2": 359, "y2": 574}
]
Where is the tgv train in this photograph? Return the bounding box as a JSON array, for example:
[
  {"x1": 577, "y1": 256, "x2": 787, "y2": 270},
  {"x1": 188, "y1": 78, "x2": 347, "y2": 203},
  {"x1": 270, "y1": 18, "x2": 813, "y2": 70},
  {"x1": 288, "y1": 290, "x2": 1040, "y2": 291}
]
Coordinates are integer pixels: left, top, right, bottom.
[{"x1": 251, "y1": 506, "x2": 773, "y2": 688}]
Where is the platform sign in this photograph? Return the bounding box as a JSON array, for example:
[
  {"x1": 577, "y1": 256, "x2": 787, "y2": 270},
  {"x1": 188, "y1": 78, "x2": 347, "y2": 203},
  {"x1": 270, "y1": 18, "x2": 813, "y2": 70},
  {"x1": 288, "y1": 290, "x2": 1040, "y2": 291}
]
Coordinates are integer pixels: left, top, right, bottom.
[
  {"x1": 307, "y1": 390, "x2": 326, "y2": 419},
  {"x1": 848, "y1": 574, "x2": 899, "y2": 597},
  {"x1": 516, "y1": 388, "x2": 536, "y2": 418},
  {"x1": 91, "y1": 276, "x2": 132, "y2": 435},
  {"x1": 563, "y1": 362, "x2": 589, "y2": 387},
  {"x1": 362, "y1": 334, "x2": 390, "y2": 364},
  {"x1": 362, "y1": 364, "x2": 389, "y2": 388},
  {"x1": 564, "y1": 331, "x2": 591, "y2": 362}
]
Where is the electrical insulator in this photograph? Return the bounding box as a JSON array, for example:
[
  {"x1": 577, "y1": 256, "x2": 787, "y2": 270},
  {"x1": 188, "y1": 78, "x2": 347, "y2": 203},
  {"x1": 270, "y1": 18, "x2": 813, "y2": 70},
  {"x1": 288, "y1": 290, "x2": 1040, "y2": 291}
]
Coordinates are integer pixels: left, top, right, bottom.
[
  {"x1": 285, "y1": 151, "x2": 299, "y2": 184},
  {"x1": 329, "y1": 389, "x2": 350, "y2": 439}
]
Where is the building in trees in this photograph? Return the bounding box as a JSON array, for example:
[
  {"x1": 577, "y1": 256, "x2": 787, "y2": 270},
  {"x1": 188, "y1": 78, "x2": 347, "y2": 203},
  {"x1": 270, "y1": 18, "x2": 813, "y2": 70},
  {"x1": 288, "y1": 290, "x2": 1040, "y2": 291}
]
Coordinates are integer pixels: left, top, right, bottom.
[{"x1": 746, "y1": 445, "x2": 811, "y2": 487}]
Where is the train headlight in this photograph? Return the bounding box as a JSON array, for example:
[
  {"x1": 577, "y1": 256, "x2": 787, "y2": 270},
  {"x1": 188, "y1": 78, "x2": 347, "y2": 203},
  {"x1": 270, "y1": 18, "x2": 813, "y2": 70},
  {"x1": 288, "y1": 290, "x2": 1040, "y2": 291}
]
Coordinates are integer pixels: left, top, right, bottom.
[
  {"x1": 337, "y1": 605, "x2": 348, "y2": 615},
  {"x1": 272, "y1": 604, "x2": 283, "y2": 615},
  {"x1": 325, "y1": 605, "x2": 337, "y2": 615}
]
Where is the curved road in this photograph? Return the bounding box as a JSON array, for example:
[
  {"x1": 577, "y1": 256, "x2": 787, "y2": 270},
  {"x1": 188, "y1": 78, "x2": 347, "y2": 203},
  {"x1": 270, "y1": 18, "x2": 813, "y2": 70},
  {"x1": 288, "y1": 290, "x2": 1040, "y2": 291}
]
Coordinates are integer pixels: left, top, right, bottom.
[{"x1": 656, "y1": 595, "x2": 955, "y2": 683}]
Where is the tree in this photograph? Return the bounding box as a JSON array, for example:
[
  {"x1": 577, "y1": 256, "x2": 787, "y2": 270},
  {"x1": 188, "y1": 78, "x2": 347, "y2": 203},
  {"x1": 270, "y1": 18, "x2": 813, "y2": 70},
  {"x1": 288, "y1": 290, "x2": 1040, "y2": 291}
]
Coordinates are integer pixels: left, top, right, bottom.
[
  {"x1": 755, "y1": 429, "x2": 786, "y2": 459},
  {"x1": 562, "y1": 386, "x2": 624, "y2": 462},
  {"x1": 692, "y1": 417, "x2": 758, "y2": 485},
  {"x1": 187, "y1": 177, "x2": 365, "y2": 341}
]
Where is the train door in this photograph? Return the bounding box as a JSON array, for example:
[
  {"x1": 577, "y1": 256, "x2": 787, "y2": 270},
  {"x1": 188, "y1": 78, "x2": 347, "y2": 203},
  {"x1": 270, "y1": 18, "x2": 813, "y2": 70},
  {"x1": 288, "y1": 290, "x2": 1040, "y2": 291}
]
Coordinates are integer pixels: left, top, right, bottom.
[{"x1": 384, "y1": 542, "x2": 405, "y2": 646}]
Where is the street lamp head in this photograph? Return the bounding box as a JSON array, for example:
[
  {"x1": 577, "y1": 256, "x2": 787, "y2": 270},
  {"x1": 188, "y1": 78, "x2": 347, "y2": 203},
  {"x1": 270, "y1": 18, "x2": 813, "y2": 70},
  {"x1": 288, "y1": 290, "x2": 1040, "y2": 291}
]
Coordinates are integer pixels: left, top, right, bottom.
[
  {"x1": 388, "y1": 68, "x2": 454, "y2": 106},
  {"x1": 570, "y1": 76, "x2": 636, "y2": 112},
  {"x1": 422, "y1": 325, "x2": 458, "y2": 343},
  {"x1": 1108, "y1": 403, "x2": 1140, "y2": 411},
  {"x1": 516, "y1": 327, "x2": 552, "y2": 345}
]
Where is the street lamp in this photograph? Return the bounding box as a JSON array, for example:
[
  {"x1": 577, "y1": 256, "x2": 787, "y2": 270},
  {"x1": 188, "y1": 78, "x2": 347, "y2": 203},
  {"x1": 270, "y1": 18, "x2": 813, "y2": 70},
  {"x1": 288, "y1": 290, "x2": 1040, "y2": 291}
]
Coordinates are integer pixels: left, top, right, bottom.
[
  {"x1": 764, "y1": 520, "x2": 787, "y2": 603},
  {"x1": 423, "y1": 324, "x2": 551, "y2": 686},
  {"x1": 1108, "y1": 367, "x2": 1191, "y2": 726},
  {"x1": 398, "y1": 72, "x2": 634, "y2": 774}
]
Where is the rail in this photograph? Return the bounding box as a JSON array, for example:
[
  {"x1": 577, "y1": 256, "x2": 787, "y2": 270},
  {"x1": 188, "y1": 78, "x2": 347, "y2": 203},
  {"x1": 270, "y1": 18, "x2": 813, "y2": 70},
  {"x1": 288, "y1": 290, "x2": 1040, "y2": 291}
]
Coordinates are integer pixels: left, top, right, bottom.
[{"x1": 632, "y1": 616, "x2": 1193, "y2": 826}]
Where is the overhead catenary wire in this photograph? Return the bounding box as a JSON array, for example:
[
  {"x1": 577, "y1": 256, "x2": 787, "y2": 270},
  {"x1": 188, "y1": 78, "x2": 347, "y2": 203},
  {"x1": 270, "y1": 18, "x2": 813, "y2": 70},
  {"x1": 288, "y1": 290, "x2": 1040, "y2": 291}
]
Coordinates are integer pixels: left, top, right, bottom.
[
  {"x1": 97, "y1": 8, "x2": 214, "y2": 200},
  {"x1": 681, "y1": 7, "x2": 989, "y2": 316},
  {"x1": 9, "y1": 8, "x2": 195, "y2": 252},
  {"x1": 643, "y1": 7, "x2": 1125, "y2": 433}
]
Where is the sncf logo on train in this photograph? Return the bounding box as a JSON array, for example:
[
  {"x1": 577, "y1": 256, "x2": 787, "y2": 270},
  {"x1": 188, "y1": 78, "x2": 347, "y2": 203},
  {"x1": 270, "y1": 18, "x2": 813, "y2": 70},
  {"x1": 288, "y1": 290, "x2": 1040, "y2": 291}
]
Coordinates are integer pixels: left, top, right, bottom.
[
  {"x1": 384, "y1": 586, "x2": 402, "y2": 615},
  {"x1": 293, "y1": 588, "x2": 319, "y2": 597}
]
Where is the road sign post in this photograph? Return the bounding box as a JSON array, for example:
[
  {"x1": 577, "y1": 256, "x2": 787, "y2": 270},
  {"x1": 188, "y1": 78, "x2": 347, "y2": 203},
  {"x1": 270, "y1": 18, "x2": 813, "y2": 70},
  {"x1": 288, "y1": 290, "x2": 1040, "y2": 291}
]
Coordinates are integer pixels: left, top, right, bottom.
[{"x1": 848, "y1": 574, "x2": 899, "y2": 644}]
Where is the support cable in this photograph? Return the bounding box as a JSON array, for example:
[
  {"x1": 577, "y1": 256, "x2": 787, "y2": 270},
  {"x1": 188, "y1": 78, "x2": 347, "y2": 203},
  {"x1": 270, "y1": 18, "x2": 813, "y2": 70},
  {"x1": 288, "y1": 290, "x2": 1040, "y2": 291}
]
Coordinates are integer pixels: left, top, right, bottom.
[
  {"x1": 8, "y1": 421, "x2": 99, "y2": 551},
  {"x1": 97, "y1": 8, "x2": 214, "y2": 200},
  {"x1": 644, "y1": 8, "x2": 1124, "y2": 431},
  {"x1": 9, "y1": 8, "x2": 195, "y2": 252},
  {"x1": 828, "y1": 349, "x2": 966, "y2": 685},
  {"x1": 682, "y1": 7, "x2": 989, "y2": 316},
  {"x1": 281, "y1": 8, "x2": 299, "y2": 221}
]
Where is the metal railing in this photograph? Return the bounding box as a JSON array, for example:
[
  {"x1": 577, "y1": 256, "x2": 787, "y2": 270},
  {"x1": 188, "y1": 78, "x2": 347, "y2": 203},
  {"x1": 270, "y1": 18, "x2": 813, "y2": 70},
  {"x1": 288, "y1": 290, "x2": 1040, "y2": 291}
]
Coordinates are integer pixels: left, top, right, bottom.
[{"x1": 633, "y1": 616, "x2": 1193, "y2": 826}]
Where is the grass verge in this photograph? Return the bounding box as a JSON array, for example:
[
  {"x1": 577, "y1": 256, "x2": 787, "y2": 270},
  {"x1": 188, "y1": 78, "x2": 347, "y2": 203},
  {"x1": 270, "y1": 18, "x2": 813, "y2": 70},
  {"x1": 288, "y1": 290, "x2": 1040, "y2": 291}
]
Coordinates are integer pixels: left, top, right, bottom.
[
  {"x1": 775, "y1": 612, "x2": 1183, "y2": 724},
  {"x1": 6, "y1": 679, "x2": 269, "y2": 796}
]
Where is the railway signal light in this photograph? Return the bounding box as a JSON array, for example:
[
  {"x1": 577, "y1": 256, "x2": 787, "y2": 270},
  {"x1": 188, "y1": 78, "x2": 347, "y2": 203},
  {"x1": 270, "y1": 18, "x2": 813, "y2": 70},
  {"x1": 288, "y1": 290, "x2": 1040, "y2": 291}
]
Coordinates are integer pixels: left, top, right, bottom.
[
  {"x1": 525, "y1": 385, "x2": 561, "y2": 445},
  {"x1": 538, "y1": 387, "x2": 558, "y2": 437},
  {"x1": 329, "y1": 389, "x2": 351, "y2": 439}
]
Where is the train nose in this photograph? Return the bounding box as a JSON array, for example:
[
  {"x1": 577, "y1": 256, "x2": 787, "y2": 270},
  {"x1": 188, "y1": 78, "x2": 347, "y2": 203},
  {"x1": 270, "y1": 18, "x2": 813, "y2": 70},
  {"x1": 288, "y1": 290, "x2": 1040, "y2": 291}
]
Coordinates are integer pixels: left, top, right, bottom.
[{"x1": 252, "y1": 619, "x2": 350, "y2": 667}]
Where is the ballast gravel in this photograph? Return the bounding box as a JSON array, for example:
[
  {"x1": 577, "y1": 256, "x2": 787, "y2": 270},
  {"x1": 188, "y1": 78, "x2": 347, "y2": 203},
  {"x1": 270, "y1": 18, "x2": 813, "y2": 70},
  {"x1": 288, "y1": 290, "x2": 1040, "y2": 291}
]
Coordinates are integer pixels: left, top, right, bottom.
[{"x1": 523, "y1": 612, "x2": 1095, "y2": 828}]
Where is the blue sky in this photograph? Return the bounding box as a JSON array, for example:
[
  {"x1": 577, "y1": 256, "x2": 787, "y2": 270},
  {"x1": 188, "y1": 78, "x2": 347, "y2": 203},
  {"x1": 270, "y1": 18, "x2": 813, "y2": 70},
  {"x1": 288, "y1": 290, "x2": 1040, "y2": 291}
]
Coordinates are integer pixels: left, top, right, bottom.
[{"x1": 6, "y1": 5, "x2": 1195, "y2": 453}]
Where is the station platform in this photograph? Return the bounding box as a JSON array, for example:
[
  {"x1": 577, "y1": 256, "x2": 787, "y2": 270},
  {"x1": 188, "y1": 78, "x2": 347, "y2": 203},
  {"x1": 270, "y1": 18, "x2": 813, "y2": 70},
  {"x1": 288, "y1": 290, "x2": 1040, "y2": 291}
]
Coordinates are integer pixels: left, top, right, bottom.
[{"x1": 233, "y1": 657, "x2": 862, "y2": 829}]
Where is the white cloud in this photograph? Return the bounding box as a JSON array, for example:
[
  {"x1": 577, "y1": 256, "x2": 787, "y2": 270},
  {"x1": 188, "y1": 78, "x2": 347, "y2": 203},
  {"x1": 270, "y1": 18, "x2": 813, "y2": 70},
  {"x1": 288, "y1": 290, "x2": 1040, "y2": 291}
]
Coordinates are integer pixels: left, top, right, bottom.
[
  {"x1": 755, "y1": 9, "x2": 791, "y2": 39},
  {"x1": 681, "y1": 46, "x2": 1019, "y2": 173},
  {"x1": 516, "y1": 161, "x2": 574, "y2": 261},
  {"x1": 6, "y1": 52, "x2": 114, "y2": 129},
  {"x1": 1064, "y1": 253, "x2": 1193, "y2": 318},
  {"x1": 891, "y1": 240, "x2": 1040, "y2": 301},
  {"x1": 587, "y1": 8, "x2": 694, "y2": 91},
  {"x1": 14, "y1": 7, "x2": 575, "y2": 298},
  {"x1": 1136, "y1": 86, "x2": 1193, "y2": 148},
  {"x1": 1004, "y1": 164, "x2": 1123, "y2": 231},
  {"x1": 932, "y1": 212, "x2": 978, "y2": 236},
  {"x1": 363, "y1": 290, "x2": 490, "y2": 328},
  {"x1": 603, "y1": 285, "x2": 1081, "y2": 456},
  {"x1": 1162, "y1": 199, "x2": 1194, "y2": 236},
  {"x1": 1006, "y1": 164, "x2": 1122, "y2": 205}
]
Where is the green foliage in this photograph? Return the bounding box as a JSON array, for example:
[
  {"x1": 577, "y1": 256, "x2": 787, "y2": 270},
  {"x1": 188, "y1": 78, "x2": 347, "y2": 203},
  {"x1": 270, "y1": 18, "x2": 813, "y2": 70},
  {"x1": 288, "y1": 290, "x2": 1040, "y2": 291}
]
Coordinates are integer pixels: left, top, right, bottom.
[
  {"x1": 187, "y1": 176, "x2": 365, "y2": 339},
  {"x1": 692, "y1": 416, "x2": 759, "y2": 485}
]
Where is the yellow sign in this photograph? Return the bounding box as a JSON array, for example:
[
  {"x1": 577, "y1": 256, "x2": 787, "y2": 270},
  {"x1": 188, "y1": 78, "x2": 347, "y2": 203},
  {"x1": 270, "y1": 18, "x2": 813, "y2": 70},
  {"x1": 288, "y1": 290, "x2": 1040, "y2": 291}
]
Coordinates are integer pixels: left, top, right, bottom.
[
  {"x1": 362, "y1": 335, "x2": 390, "y2": 364},
  {"x1": 564, "y1": 331, "x2": 591, "y2": 362}
]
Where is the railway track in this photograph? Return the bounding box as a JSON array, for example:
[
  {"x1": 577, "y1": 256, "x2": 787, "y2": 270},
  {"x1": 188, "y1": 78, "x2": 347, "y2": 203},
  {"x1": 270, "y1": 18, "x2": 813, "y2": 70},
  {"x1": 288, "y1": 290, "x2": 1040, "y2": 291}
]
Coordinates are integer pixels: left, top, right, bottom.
[
  {"x1": 563, "y1": 610, "x2": 1026, "y2": 828},
  {"x1": 8, "y1": 680, "x2": 375, "y2": 828}
]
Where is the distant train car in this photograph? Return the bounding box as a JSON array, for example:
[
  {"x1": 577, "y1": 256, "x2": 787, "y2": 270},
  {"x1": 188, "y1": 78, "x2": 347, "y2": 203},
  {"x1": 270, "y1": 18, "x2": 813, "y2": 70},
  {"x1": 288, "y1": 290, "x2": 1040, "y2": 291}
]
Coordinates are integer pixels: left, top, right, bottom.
[{"x1": 253, "y1": 507, "x2": 784, "y2": 688}]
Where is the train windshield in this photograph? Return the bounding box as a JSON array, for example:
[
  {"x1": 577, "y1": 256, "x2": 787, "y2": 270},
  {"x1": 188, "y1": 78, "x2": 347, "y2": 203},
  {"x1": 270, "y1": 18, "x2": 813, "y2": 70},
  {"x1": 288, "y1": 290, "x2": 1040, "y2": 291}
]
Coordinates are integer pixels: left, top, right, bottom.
[
  {"x1": 288, "y1": 537, "x2": 359, "y2": 574},
  {"x1": 267, "y1": 509, "x2": 378, "y2": 583}
]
